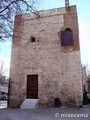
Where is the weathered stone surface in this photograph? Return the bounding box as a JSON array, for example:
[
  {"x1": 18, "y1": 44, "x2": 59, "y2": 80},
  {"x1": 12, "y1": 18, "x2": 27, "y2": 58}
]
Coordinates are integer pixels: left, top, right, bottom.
[{"x1": 9, "y1": 5, "x2": 83, "y2": 108}]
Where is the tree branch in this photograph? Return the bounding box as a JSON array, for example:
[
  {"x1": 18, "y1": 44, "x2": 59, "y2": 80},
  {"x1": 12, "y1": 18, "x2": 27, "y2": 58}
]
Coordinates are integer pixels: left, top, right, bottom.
[{"x1": 0, "y1": 0, "x2": 40, "y2": 41}]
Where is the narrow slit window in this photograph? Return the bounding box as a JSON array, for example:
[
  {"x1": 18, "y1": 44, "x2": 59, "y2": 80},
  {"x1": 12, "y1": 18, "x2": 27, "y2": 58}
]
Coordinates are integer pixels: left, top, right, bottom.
[
  {"x1": 31, "y1": 36, "x2": 35, "y2": 42},
  {"x1": 61, "y1": 28, "x2": 73, "y2": 46}
]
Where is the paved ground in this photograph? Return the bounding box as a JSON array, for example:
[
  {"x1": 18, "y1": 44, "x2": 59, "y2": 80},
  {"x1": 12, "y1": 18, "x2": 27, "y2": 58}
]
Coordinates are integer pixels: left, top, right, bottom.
[{"x1": 0, "y1": 106, "x2": 90, "y2": 120}]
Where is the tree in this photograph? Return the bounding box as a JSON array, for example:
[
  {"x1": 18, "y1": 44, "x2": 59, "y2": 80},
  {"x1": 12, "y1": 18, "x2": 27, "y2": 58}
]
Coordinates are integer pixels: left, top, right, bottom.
[{"x1": 0, "y1": 0, "x2": 39, "y2": 41}]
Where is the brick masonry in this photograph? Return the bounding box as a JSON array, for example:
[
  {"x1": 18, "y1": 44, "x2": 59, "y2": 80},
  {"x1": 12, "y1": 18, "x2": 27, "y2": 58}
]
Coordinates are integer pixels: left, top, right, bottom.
[{"x1": 9, "y1": 5, "x2": 83, "y2": 107}]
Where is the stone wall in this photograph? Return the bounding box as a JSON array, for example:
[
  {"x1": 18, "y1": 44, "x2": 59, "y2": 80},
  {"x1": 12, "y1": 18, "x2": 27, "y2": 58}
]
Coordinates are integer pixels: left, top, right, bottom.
[{"x1": 9, "y1": 5, "x2": 83, "y2": 107}]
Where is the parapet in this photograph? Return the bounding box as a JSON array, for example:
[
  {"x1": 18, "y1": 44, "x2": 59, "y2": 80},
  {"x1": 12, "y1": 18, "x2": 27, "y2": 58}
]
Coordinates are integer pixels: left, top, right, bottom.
[{"x1": 15, "y1": 5, "x2": 77, "y2": 21}]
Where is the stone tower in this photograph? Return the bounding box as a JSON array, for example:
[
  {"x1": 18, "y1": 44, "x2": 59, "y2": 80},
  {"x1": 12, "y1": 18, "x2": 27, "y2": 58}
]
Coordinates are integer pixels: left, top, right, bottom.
[{"x1": 9, "y1": 5, "x2": 83, "y2": 108}]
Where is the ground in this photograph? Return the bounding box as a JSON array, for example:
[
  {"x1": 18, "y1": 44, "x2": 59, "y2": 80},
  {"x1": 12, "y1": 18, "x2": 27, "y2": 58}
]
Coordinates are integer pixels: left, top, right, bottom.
[{"x1": 0, "y1": 103, "x2": 90, "y2": 120}]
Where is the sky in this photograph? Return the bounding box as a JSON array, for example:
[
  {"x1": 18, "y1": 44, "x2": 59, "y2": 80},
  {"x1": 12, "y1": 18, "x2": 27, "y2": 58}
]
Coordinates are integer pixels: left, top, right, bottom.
[{"x1": 0, "y1": 0, "x2": 90, "y2": 76}]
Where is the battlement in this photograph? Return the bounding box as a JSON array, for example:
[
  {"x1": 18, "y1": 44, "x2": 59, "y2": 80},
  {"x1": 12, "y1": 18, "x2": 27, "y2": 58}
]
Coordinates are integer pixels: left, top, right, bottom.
[{"x1": 15, "y1": 5, "x2": 77, "y2": 21}]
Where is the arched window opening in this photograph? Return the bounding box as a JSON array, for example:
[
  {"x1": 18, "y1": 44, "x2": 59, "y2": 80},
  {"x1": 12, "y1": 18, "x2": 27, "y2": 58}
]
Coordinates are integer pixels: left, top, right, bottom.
[{"x1": 61, "y1": 28, "x2": 73, "y2": 46}]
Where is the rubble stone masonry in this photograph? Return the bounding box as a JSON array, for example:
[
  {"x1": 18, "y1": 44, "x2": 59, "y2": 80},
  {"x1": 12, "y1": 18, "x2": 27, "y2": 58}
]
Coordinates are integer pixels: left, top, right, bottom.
[{"x1": 9, "y1": 5, "x2": 83, "y2": 107}]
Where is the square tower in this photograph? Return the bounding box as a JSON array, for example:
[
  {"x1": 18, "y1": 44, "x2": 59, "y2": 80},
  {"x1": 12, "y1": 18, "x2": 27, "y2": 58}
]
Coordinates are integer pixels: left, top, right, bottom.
[{"x1": 9, "y1": 5, "x2": 83, "y2": 107}]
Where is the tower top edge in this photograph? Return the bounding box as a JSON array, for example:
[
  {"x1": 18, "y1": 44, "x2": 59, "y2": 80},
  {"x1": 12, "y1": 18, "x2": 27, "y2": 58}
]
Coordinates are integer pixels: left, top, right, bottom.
[{"x1": 15, "y1": 5, "x2": 77, "y2": 21}]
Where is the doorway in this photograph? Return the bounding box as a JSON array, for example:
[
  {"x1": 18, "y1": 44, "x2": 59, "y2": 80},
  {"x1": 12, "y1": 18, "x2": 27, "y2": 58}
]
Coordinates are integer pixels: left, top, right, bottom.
[{"x1": 27, "y1": 75, "x2": 38, "y2": 99}]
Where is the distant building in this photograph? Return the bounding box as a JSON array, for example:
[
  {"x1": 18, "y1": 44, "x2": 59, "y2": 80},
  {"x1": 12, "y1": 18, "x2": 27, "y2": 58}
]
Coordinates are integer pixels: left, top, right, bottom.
[
  {"x1": 88, "y1": 75, "x2": 90, "y2": 80},
  {"x1": 82, "y1": 66, "x2": 90, "y2": 93},
  {"x1": 9, "y1": 5, "x2": 83, "y2": 108},
  {"x1": 0, "y1": 76, "x2": 8, "y2": 93},
  {"x1": 0, "y1": 76, "x2": 5, "y2": 84}
]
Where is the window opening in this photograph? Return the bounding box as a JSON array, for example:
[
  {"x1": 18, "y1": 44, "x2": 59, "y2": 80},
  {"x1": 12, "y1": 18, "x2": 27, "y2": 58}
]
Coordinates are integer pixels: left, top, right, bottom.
[
  {"x1": 31, "y1": 36, "x2": 35, "y2": 42},
  {"x1": 61, "y1": 28, "x2": 73, "y2": 46}
]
